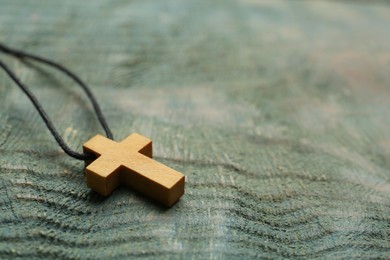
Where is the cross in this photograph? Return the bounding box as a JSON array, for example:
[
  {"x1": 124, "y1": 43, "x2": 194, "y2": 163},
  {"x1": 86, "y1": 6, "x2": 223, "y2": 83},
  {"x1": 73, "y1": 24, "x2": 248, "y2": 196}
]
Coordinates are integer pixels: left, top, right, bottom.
[{"x1": 83, "y1": 133, "x2": 185, "y2": 207}]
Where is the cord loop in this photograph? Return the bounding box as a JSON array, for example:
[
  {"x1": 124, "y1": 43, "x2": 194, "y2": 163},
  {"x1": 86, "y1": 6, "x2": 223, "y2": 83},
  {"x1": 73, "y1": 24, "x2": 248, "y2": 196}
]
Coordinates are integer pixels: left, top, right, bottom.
[{"x1": 0, "y1": 43, "x2": 113, "y2": 161}]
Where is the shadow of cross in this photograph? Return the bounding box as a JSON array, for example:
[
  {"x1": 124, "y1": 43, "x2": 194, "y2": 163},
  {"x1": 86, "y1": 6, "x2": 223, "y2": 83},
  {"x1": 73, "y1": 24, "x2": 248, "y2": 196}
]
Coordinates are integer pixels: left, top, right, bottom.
[{"x1": 83, "y1": 133, "x2": 185, "y2": 207}]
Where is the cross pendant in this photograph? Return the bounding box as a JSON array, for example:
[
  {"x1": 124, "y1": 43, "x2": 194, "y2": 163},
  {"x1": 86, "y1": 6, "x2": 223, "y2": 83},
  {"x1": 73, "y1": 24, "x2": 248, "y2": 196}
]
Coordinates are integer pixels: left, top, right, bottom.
[{"x1": 83, "y1": 133, "x2": 185, "y2": 207}]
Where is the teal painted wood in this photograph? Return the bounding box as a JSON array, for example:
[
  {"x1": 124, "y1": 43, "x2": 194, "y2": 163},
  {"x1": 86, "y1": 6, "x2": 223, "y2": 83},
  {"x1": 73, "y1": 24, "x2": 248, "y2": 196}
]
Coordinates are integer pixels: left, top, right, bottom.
[{"x1": 0, "y1": 0, "x2": 390, "y2": 258}]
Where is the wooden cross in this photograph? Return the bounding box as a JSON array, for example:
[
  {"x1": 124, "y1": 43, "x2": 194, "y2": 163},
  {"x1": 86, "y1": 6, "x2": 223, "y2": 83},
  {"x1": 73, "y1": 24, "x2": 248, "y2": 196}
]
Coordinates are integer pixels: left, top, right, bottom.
[{"x1": 83, "y1": 133, "x2": 185, "y2": 207}]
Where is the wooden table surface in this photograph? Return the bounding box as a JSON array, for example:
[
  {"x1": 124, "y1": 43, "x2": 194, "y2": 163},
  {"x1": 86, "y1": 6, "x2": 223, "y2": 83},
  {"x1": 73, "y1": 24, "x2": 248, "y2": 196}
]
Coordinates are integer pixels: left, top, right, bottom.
[{"x1": 1, "y1": 0, "x2": 389, "y2": 258}]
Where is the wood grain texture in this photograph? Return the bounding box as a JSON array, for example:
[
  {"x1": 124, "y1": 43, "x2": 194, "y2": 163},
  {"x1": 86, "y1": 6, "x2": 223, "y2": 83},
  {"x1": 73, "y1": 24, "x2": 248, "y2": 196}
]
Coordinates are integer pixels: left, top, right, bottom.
[{"x1": 0, "y1": 0, "x2": 389, "y2": 258}]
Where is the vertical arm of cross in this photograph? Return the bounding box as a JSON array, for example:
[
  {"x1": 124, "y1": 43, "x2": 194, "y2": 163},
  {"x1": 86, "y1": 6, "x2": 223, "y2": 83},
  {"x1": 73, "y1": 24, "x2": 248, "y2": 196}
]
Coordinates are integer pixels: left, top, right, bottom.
[
  {"x1": 122, "y1": 154, "x2": 185, "y2": 206},
  {"x1": 83, "y1": 134, "x2": 118, "y2": 159}
]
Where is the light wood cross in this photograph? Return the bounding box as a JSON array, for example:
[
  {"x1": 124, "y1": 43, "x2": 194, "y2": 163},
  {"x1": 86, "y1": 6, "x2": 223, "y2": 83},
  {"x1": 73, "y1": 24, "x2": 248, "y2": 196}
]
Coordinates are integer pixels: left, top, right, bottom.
[{"x1": 83, "y1": 133, "x2": 185, "y2": 207}]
